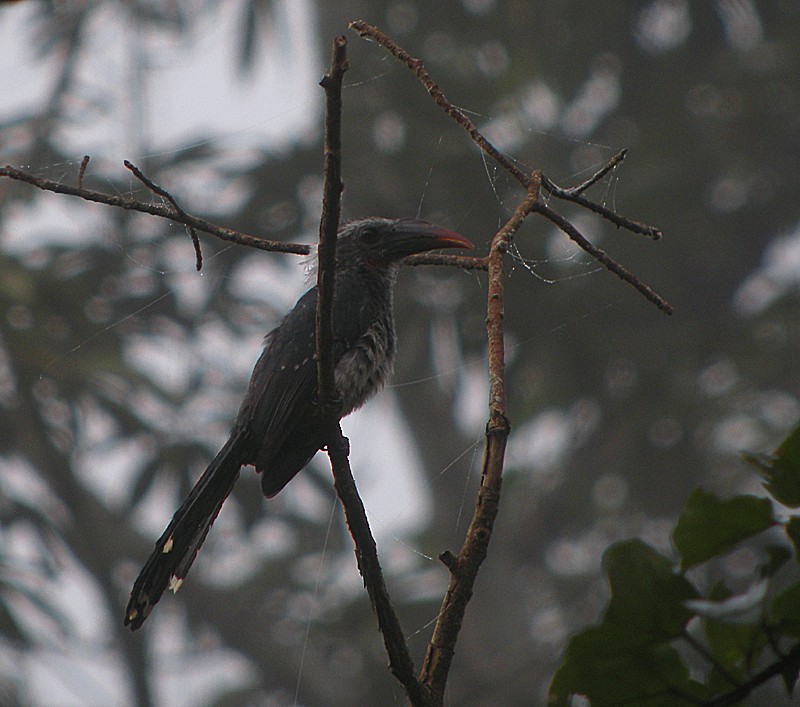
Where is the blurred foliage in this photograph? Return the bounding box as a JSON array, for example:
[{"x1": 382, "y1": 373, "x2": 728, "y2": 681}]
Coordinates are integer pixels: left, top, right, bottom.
[
  {"x1": 1, "y1": 1, "x2": 800, "y2": 705},
  {"x1": 551, "y1": 424, "x2": 800, "y2": 706}
]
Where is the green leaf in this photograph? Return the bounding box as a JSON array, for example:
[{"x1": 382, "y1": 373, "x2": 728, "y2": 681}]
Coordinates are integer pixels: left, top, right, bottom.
[
  {"x1": 769, "y1": 583, "x2": 800, "y2": 692},
  {"x1": 548, "y1": 542, "x2": 706, "y2": 705},
  {"x1": 673, "y1": 489, "x2": 775, "y2": 570},
  {"x1": 747, "y1": 423, "x2": 800, "y2": 507},
  {"x1": 771, "y1": 582, "x2": 800, "y2": 635},
  {"x1": 761, "y1": 544, "x2": 792, "y2": 577},
  {"x1": 604, "y1": 540, "x2": 699, "y2": 641},
  {"x1": 549, "y1": 624, "x2": 709, "y2": 706},
  {"x1": 704, "y1": 621, "x2": 752, "y2": 677},
  {"x1": 781, "y1": 661, "x2": 800, "y2": 696},
  {"x1": 786, "y1": 516, "x2": 800, "y2": 562},
  {"x1": 704, "y1": 605, "x2": 764, "y2": 677}
]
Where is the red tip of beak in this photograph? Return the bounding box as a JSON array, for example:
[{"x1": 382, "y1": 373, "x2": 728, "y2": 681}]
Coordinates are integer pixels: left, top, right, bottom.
[{"x1": 428, "y1": 227, "x2": 474, "y2": 251}]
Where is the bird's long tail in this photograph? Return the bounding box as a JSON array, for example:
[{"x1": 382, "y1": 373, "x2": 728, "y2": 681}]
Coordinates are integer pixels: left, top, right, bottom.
[{"x1": 124, "y1": 430, "x2": 248, "y2": 630}]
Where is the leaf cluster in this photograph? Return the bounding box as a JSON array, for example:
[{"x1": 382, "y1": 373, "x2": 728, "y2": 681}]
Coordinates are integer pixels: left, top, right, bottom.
[{"x1": 550, "y1": 424, "x2": 800, "y2": 706}]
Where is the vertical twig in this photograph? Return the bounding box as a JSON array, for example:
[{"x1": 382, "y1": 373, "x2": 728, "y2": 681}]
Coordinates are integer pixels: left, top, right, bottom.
[
  {"x1": 77, "y1": 155, "x2": 90, "y2": 190},
  {"x1": 315, "y1": 36, "x2": 429, "y2": 705},
  {"x1": 316, "y1": 35, "x2": 348, "y2": 403},
  {"x1": 419, "y1": 174, "x2": 542, "y2": 700}
]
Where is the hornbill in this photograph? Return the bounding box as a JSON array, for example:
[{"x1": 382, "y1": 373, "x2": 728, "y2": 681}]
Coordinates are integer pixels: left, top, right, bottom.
[{"x1": 124, "y1": 217, "x2": 472, "y2": 629}]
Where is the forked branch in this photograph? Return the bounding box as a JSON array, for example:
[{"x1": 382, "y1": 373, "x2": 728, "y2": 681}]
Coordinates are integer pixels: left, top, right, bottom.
[
  {"x1": 346, "y1": 21, "x2": 673, "y2": 705},
  {"x1": 0, "y1": 163, "x2": 310, "y2": 256},
  {"x1": 123, "y1": 160, "x2": 203, "y2": 270},
  {"x1": 349, "y1": 19, "x2": 672, "y2": 315}
]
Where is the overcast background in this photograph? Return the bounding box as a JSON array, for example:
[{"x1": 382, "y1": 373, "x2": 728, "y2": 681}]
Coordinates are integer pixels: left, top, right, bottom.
[{"x1": 1, "y1": 1, "x2": 799, "y2": 705}]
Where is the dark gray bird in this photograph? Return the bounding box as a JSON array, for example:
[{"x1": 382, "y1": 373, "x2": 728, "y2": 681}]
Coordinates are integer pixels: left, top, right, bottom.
[{"x1": 124, "y1": 217, "x2": 472, "y2": 630}]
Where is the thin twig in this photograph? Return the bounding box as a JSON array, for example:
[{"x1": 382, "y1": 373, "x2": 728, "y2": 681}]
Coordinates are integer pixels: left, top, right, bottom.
[
  {"x1": 77, "y1": 155, "x2": 90, "y2": 190},
  {"x1": 563, "y1": 149, "x2": 627, "y2": 196},
  {"x1": 532, "y1": 201, "x2": 673, "y2": 314},
  {"x1": 124, "y1": 160, "x2": 203, "y2": 270},
  {"x1": 0, "y1": 164, "x2": 310, "y2": 256},
  {"x1": 702, "y1": 642, "x2": 800, "y2": 707},
  {"x1": 316, "y1": 36, "x2": 347, "y2": 407},
  {"x1": 349, "y1": 20, "x2": 530, "y2": 188},
  {"x1": 541, "y1": 171, "x2": 663, "y2": 240}
]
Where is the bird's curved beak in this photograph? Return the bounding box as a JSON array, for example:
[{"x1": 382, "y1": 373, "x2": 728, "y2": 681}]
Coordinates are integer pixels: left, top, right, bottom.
[{"x1": 389, "y1": 219, "x2": 474, "y2": 257}]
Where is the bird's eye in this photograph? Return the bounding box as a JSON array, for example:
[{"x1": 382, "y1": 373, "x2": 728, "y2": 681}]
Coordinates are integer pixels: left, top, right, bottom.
[{"x1": 359, "y1": 227, "x2": 380, "y2": 244}]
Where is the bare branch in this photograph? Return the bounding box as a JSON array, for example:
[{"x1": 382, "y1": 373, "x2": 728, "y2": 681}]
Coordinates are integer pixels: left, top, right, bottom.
[
  {"x1": 124, "y1": 160, "x2": 203, "y2": 270},
  {"x1": 702, "y1": 642, "x2": 800, "y2": 707},
  {"x1": 349, "y1": 20, "x2": 670, "y2": 312},
  {"x1": 541, "y1": 170, "x2": 663, "y2": 240},
  {"x1": 316, "y1": 36, "x2": 347, "y2": 408},
  {"x1": 420, "y1": 174, "x2": 542, "y2": 699},
  {"x1": 347, "y1": 23, "x2": 673, "y2": 702},
  {"x1": 564, "y1": 149, "x2": 627, "y2": 196},
  {"x1": 4, "y1": 20, "x2": 676, "y2": 705},
  {"x1": 404, "y1": 252, "x2": 488, "y2": 270},
  {"x1": 2, "y1": 161, "x2": 494, "y2": 276},
  {"x1": 349, "y1": 19, "x2": 530, "y2": 188},
  {"x1": 0, "y1": 164, "x2": 311, "y2": 256},
  {"x1": 531, "y1": 201, "x2": 673, "y2": 314}
]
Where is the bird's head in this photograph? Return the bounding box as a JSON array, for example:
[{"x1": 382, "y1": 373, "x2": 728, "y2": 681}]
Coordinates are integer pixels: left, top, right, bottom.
[{"x1": 334, "y1": 217, "x2": 473, "y2": 270}]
